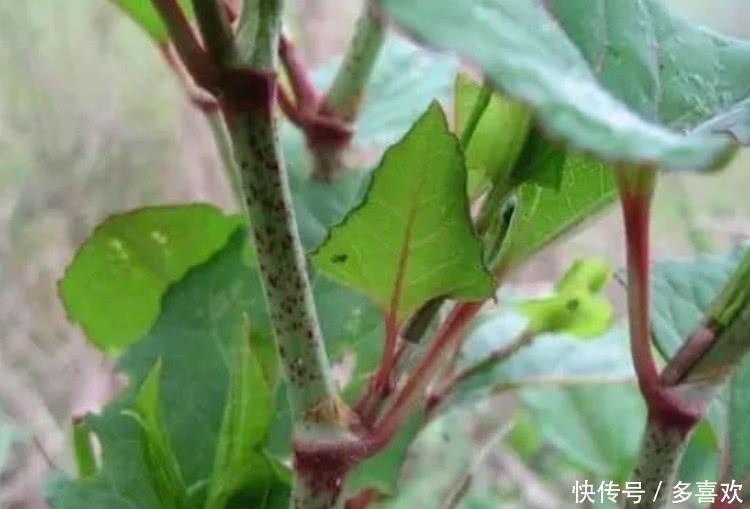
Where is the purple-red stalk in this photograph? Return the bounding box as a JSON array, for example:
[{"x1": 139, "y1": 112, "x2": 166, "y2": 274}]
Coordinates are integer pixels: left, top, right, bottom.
[{"x1": 617, "y1": 171, "x2": 700, "y2": 433}]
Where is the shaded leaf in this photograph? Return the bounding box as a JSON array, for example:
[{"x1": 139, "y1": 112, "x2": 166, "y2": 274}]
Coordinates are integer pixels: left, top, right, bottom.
[
  {"x1": 509, "y1": 155, "x2": 616, "y2": 262},
  {"x1": 59, "y1": 204, "x2": 242, "y2": 354},
  {"x1": 649, "y1": 244, "x2": 750, "y2": 481},
  {"x1": 126, "y1": 360, "x2": 189, "y2": 509},
  {"x1": 509, "y1": 130, "x2": 567, "y2": 191},
  {"x1": 453, "y1": 74, "x2": 532, "y2": 192},
  {"x1": 311, "y1": 102, "x2": 494, "y2": 322},
  {"x1": 650, "y1": 244, "x2": 749, "y2": 361},
  {"x1": 449, "y1": 311, "x2": 634, "y2": 409},
  {"x1": 205, "y1": 322, "x2": 278, "y2": 509},
  {"x1": 46, "y1": 229, "x2": 290, "y2": 509},
  {"x1": 381, "y1": 0, "x2": 749, "y2": 171},
  {"x1": 108, "y1": 0, "x2": 194, "y2": 44},
  {"x1": 521, "y1": 383, "x2": 644, "y2": 483}
]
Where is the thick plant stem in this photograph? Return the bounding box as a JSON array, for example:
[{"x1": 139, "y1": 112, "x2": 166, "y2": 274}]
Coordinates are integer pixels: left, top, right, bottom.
[
  {"x1": 617, "y1": 167, "x2": 700, "y2": 509},
  {"x1": 624, "y1": 417, "x2": 691, "y2": 509},
  {"x1": 228, "y1": 0, "x2": 345, "y2": 419},
  {"x1": 182, "y1": 1, "x2": 357, "y2": 508},
  {"x1": 617, "y1": 167, "x2": 698, "y2": 428},
  {"x1": 311, "y1": 1, "x2": 386, "y2": 181}
]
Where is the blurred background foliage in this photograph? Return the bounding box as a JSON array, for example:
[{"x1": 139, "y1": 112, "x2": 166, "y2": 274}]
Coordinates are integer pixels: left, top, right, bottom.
[{"x1": 0, "y1": 0, "x2": 748, "y2": 508}]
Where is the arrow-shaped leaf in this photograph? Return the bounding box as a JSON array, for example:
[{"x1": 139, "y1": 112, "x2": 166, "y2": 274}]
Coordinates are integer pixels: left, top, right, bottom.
[{"x1": 311, "y1": 101, "x2": 495, "y2": 322}]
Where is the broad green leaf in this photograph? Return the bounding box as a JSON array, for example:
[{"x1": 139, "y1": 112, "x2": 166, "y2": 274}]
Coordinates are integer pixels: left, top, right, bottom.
[
  {"x1": 521, "y1": 383, "x2": 645, "y2": 483},
  {"x1": 108, "y1": 0, "x2": 194, "y2": 44},
  {"x1": 650, "y1": 244, "x2": 749, "y2": 361},
  {"x1": 448, "y1": 311, "x2": 634, "y2": 409},
  {"x1": 46, "y1": 229, "x2": 290, "y2": 509},
  {"x1": 509, "y1": 155, "x2": 616, "y2": 262},
  {"x1": 311, "y1": 102, "x2": 494, "y2": 322},
  {"x1": 381, "y1": 0, "x2": 750, "y2": 171},
  {"x1": 59, "y1": 204, "x2": 242, "y2": 354},
  {"x1": 205, "y1": 322, "x2": 277, "y2": 509},
  {"x1": 126, "y1": 360, "x2": 190, "y2": 509},
  {"x1": 453, "y1": 74, "x2": 532, "y2": 191},
  {"x1": 649, "y1": 244, "x2": 750, "y2": 481}
]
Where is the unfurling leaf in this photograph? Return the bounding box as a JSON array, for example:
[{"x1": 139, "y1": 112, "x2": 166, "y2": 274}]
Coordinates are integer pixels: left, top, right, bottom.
[
  {"x1": 454, "y1": 74, "x2": 532, "y2": 196},
  {"x1": 517, "y1": 258, "x2": 613, "y2": 338}
]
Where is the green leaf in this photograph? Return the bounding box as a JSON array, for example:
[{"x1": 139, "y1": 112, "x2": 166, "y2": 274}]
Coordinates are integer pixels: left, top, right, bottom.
[
  {"x1": 453, "y1": 74, "x2": 532, "y2": 191},
  {"x1": 650, "y1": 245, "x2": 749, "y2": 360},
  {"x1": 311, "y1": 102, "x2": 494, "y2": 322},
  {"x1": 448, "y1": 312, "x2": 634, "y2": 409},
  {"x1": 649, "y1": 244, "x2": 750, "y2": 481},
  {"x1": 509, "y1": 155, "x2": 616, "y2": 262},
  {"x1": 58, "y1": 204, "x2": 243, "y2": 354},
  {"x1": 108, "y1": 0, "x2": 194, "y2": 44},
  {"x1": 521, "y1": 383, "x2": 645, "y2": 483},
  {"x1": 126, "y1": 360, "x2": 190, "y2": 509},
  {"x1": 381, "y1": 0, "x2": 750, "y2": 171},
  {"x1": 46, "y1": 229, "x2": 290, "y2": 509},
  {"x1": 205, "y1": 321, "x2": 278, "y2": 509},
  {"x1": 509, "y1": 130, "x2": 567, "y2": 190}
]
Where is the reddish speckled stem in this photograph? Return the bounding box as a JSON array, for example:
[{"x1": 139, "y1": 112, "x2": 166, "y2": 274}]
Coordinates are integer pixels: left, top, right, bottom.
[
  {"x1": 177, "y1": 1, "x2": 357, "y2": 508},
  {"x1": 617, "y1": 167, "x2": 700, "y2": 509}
]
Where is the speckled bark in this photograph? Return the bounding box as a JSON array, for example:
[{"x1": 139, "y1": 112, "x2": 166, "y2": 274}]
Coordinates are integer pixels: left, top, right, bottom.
[
  {"x1": 235, "y1": 106, "x2": 336, "y2": 411},
  {"x1": 223, "y1": 3, "x2": 356, "y2": 508},
  {"x1": 229, "y1": 88, "x2": 354, "y2": 509},
  {"x1": 625, "y1": 417, "x2": 691, "y2": 509}
]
